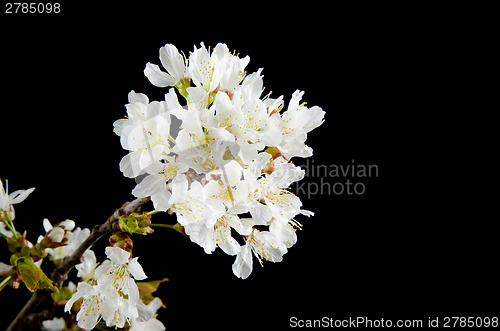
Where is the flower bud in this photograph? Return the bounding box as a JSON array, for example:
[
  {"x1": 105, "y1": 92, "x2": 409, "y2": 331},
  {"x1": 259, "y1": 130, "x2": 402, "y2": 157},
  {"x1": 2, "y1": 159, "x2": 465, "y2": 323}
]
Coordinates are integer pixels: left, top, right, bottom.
[
  {"x1": 109, "y1": 231, "x2": 133, "y2": 253},
  {"x1": 58, "y1": 220, "x2": 75, "y2": 231},
  {"x1": 118, "y1": 213, "x2": 153, "y2": 235},
  {"x1": 7, "y1": 234, "x2": 31, "y2": 254},
  {"x1": 47, "y1": 227, "x2": 65, "y2": 243}
]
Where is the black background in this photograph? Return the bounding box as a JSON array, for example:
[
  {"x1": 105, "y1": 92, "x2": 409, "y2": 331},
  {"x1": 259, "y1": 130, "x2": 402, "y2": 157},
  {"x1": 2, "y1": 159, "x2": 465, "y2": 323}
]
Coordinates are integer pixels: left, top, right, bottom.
[{"x1": 1, "y1": 2, "x2": 496, "y2": 330}]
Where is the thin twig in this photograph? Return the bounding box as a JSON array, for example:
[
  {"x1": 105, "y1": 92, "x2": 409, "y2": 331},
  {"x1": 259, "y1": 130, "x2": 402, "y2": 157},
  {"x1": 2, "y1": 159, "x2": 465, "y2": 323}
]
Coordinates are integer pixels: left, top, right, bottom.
[{"x1": 6, "y1": 197, "x2": 150, "y2": 331}]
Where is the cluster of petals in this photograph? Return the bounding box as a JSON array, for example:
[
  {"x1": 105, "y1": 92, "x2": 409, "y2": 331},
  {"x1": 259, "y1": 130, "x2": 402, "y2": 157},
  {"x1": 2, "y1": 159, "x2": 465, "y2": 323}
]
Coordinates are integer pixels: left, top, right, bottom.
[
  {"x1": 114, "y1": 42, "x2": 325, "y2": 278},
  {"x1": 65, "y1": 247, "x2": 149, "y2": 330}
]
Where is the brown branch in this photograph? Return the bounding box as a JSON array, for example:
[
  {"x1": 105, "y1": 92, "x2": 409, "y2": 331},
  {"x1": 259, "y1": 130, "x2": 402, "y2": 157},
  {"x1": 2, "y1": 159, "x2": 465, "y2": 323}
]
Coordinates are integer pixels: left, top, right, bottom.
[{"x1": 6, "y1": 197, "x2": 150, "y2": 331}]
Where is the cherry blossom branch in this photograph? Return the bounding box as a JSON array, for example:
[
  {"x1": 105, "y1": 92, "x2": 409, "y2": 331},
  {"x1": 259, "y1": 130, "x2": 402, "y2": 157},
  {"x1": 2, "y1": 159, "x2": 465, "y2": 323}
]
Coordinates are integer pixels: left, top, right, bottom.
[{"x1": 6, "y1": 197, "x2": 150, "y2": 331}]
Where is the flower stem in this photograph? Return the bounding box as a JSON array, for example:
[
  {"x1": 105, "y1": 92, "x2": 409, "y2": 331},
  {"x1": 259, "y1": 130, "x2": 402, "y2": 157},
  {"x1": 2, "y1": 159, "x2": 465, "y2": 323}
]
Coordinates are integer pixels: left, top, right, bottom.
[
  {"x1": 151, "y1": 223, "x2": 184, "y2": 234},
  {"x1": 9, "y1": 223, "x2": 18, "y2": 240},
  {"x1": 4, "y1": 214, "x2": 19, "y2": 240},
  {"x1": 150, "y1": 223, "x2": 176, "y2": 229},
  {"x1": 0, "y1": 275, "x2": 12, "y2": 292},
  {"x1": 146, "y1": 210, "x2": 161, "y2": 216}
]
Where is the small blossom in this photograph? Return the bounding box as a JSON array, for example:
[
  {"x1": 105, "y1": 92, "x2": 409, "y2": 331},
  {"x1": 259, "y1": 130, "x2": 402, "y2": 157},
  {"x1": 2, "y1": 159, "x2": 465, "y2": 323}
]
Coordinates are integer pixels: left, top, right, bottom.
[
  {"x1": 43, "y1": 218, "x2": 90, "y2": 260},
  {"x1": 64, "y1": 282, "x2": 105, "y2": 330},
  {"x1": 0, "y1": 179, "x2": 35, "y2": 221},
  {"x1": 144, "y1": 43, "x2": 187, "y2": 88},
  {"x1": 76, "y1": 249, "x2": 97, "y2": 281},
  {"x1": 130, "y1": 317, "x2": 166, "y2": 331},
  {"x1": 41, "y1": 317, "x2": 66, "y2": 331},
  {"x1": 130, "y1": 297, "x2": 166, "y2": 331},
  {"x1": 232, "y1": 229, "x2": 287, "y2": 279}
]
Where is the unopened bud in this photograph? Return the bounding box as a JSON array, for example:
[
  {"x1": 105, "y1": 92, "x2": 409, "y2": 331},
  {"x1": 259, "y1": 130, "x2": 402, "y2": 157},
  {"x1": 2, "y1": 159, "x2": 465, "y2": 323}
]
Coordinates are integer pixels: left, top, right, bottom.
[
  {"x1": 7, "y1": 235, "x2": 31, "y2": 254},
  {"x1": 47, "y1": 227, "x2": 65, "y2": 243},
  {"x1": 118, "y1": 213, "x2": 153, "y2": 235},
  {"x1": 58, "y1": 220, "x2": 75, "y2": 231},
  {"x1": 109, "y1": 231, "x2": 133, "y2": 253}
]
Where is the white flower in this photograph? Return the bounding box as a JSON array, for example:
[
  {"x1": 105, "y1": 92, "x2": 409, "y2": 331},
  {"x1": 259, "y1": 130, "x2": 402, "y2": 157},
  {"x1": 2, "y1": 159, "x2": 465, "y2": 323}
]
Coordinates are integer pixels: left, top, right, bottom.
[
  {"x1": 130, "y1": 297, "x2": 166, "y2": 331},
  {"x1": 277, "y1": 90, "x2": 325, "y2": 159},
  {"x1": 0, "y1": 179, "x2": 35, "y2": 220},
  {"x1": 64, "y1": 282, "x2": 105, "y2": 330},
  {"x1": 119, "y1": 100, "x2": 172, "y2": 172},
  {"x1": 187, "y1": 42, "x2": 250, "y2": 94},
  {"x1": 100, "y1": 292, "x2": 139, "y2": 329},
  {"x1": 214, "y1": 43, "x2": 250, "y2": 91},
  {"x1": 187, "y1": 42, "x2": 220, "y2": 93},
  {"x1": 95, "y1": 247, "x2": 147, "y2": 301},
  {"x1": 144, "y1": 43, "x2": 186, "y2": 87},
  {"x1": 232, "y1": 229, "x2": 287, "y2": 279},
  {"x1": 170, "y1": 182, "x2": 211, "y2": 227},
  {"x1": 76, "y1": 249, "x2": 97, "y2": 281},
  {"x1": 65, "y1": 247, "x2": 147, "y2": 330},
  {"x1": 185, "y1": 213, "x2": 251, "y2": 256},
  {"x1": 42, "y1": 218, "x2": 90, "y2": 260},
  {"x1": 102, "y1": 246, "x2": 147, "y2": 279},
  {"x1": 130, "y1": 318, "x2": 166, "y2": 331},
  {"x1": 41, "y1": 317, "x2": 66, "y2": 331},
  {"x1": 202, "y1": 160, "x2": 248, "y2": 210},
  {"x1": 131, "y1": 156, "x2": 189, "y2": 212},
  {"x1": 234, "y1": 68, "x2": 265, "y2": 102},
  {"x1": 211, "y1": 92, "x2": 282, "y2": 165}
]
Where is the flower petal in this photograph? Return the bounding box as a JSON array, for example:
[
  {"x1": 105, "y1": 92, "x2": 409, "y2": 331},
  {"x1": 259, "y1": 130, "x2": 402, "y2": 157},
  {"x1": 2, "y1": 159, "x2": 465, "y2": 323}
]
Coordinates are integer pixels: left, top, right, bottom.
[
  {"x1": 128, "y1": 257, "x2": 147, "y2": 280},
  {"x1": 232, "y1": 242, "x2": 253, "y2": 279},
  {"x1": 64, "y1": 282, "x2": 92, "y2": 313},
  {"x1": 105, "y1": 246, "x2": 130, "y2": 265},
  {"x1": 219, "y1": 234, "x2": 241, "y2": 256},
  {"x1": 132, "y1": 174, "x2": 166, "y2": 199},
  {"x1": 43, "y1": 218, "x2": 53, "y2": 232},
  {"x1": 9, "y1": 187, "x2": 35, "y2": 204},
  {"x1": 144, "y1": 62, "x2": 175, "y2": 87},
  {"x1": 159, "y1": 44, "x2": 185, "y2": 80},
  {"x1": 120, "y1": 151, "x2": 144, "y2": 179},
  {"x1": 150, "y1": 189, "x2": 173, "y2": 212}
]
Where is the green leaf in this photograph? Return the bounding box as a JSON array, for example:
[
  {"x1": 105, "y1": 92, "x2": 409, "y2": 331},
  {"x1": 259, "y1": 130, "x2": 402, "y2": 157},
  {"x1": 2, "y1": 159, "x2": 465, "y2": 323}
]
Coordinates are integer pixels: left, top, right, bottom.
[{"x1": 17, "y1": 258, "x2": 56, "y2": 292}]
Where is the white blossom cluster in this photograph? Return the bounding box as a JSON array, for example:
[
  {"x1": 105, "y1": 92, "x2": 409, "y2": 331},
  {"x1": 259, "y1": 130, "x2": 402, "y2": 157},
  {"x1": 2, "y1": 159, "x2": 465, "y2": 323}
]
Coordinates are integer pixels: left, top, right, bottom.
[
  {"x1": 65, "y1": 246, "x2": 165, "y2": 330},
  {"x1": 113, "y1": 42, "x2": 325, "y2": 279}
]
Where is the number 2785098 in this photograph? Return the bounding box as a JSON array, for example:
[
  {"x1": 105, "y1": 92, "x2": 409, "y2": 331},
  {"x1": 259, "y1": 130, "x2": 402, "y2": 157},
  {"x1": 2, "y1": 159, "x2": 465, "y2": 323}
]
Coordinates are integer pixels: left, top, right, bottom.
[{"x1": 5, "y1": 3, "x2": 60, "y2": 14}]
